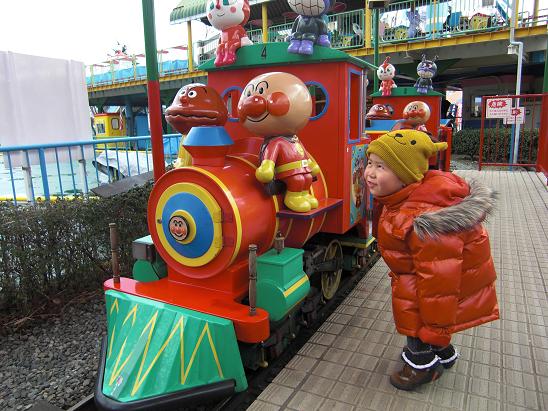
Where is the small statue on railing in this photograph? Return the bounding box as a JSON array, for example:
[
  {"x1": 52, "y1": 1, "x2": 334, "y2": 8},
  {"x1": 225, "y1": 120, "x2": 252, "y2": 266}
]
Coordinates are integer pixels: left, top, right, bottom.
[
  {"x1": 207, "y1": 0, "x2": 252, "y2": 66},
  {"x1": 287, "y1": 0, "x2": 331, "y2": 55},
  {"x1": 377, "y1": 56, "x2": 397, "y2": 96},
  {"x1": 415, "y1": 54, "x2": 438, "y2": 94}
]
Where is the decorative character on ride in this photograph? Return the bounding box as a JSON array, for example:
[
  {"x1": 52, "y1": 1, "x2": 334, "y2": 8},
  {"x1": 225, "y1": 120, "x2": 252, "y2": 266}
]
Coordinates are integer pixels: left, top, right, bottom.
[
  {"x1": 287, "y1": 0, "x2": 331, "y2": 55},
  {"x1": 415, "y1": 55, "x2": 438, "y2": 94},
  {"x1": 391, "y1": 100, "x2": 431, "y2": 132},
  {"x1": 206, "y1": 0, "x2": 252, "y2": 67},
  {"x1": 237, "y1": 72, "x2": 321, "y2": 213},
  {"x1": 366, "y1": 103, "x2": 394, "y2": 120},
  {"x1": 377, "y1": 56, "x2": 397, "y2": 96},
  {"x1": 165, "y1": 83, "x2": 228, "y2": 167}
]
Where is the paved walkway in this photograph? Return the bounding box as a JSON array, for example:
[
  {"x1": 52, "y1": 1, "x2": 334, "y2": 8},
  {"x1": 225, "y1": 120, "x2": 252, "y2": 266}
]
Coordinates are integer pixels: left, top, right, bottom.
[{"x1": 249, "y1": 171, "x2": 548, "y2": 411}]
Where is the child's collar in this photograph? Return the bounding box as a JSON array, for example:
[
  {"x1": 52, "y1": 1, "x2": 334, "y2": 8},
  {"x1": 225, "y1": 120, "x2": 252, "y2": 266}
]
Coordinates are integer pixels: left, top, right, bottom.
[{"x1": 376, "y1": 181, "x2": 421, "y2": 207}]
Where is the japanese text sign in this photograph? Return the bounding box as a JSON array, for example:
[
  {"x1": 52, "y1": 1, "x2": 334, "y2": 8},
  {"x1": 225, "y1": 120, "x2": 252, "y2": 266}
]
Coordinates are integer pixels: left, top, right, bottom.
[
  {"x1": 504, "y1": 107, "x2": 525, "y2": 124},
  {"x1": 486, "y1": 98, "x2": 512, "y2": 118}
]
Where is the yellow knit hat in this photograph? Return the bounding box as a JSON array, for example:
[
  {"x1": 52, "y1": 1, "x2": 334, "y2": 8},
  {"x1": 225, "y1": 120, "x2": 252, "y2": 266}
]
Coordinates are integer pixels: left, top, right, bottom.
[{"x1": 367, "y1": 130, "x2": 448, "y2": 185}]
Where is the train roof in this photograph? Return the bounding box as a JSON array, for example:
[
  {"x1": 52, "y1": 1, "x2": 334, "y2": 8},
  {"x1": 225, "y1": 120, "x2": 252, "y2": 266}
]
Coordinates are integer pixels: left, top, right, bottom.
[{"x1": 199, "y1": 43, "x2": 375, "y2": 72}]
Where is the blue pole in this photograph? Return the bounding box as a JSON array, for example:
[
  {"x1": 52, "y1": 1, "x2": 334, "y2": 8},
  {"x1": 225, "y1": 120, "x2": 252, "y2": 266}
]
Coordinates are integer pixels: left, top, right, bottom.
[{"x1": 38, "y1": 148, "x2": 50, "y2": 201}]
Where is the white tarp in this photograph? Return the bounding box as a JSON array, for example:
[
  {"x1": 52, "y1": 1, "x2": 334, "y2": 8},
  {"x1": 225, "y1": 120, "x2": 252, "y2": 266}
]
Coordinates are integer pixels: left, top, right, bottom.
[{"x1": 0, "y1": 51, "x2": 92, "y2": 167}]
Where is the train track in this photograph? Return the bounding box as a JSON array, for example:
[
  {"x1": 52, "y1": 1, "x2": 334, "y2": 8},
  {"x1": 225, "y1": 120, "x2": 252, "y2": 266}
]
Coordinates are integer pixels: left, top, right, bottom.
[{"x1": 66, "y1": 251, "x2": 379, "y2": 411}]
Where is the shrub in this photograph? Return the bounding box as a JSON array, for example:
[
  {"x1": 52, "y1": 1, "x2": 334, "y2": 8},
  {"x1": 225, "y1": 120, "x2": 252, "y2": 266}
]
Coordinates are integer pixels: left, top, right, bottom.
[
  {"x1": 452, "y1": 128, "x2": 539, "y2": 163},
  {"x1": 0, "y1": 182, "x2": 152, "y2": 316}
]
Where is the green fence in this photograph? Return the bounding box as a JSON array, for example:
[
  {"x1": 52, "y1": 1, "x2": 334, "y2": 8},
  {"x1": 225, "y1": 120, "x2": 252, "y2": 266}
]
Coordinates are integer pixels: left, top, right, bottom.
[{"x1": 86, "y1": 1, "x2": 547, "y2": 87}]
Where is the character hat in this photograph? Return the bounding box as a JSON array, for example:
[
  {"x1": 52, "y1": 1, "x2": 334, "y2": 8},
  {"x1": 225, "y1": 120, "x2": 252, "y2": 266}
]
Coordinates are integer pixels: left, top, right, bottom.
[{"x1": 367, "y1": 130, "x2": 447, "y2": 185}]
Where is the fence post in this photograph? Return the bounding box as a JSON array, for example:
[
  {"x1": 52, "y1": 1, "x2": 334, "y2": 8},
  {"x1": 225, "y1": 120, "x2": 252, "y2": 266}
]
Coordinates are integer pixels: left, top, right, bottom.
[
  {"x1": 22, "y1": 152, "x2": 35, "y2": 204},
  {"x1": 38, "y1": 148, "x2": 50, "y2": 201},
  {"x1": 78, "y1": 146, "x2": 89, "y2": 196}
]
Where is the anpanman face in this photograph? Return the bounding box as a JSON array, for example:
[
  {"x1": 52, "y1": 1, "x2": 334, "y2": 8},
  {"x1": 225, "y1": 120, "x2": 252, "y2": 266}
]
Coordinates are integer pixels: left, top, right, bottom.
[
  {"x1": 169, "y1": 215, "x2": 189, "y2": 242},
  {"x1": 237, "y1": 72, "x2": 312, "y2": 136}
]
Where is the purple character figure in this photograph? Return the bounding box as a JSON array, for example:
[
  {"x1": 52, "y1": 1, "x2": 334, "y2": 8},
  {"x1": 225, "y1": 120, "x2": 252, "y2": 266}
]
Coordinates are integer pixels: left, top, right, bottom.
[
  {"x1": 287, "y1": 0, "x2": 331, "y2": 55},
  {"x1": 415, "y1": 55, "x2": 438, "y2": 94}
]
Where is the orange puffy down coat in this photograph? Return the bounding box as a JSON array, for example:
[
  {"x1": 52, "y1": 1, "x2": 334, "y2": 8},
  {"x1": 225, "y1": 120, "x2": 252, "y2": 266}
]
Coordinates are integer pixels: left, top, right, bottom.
[{"x1": 376, "y1": 171, "x2": 499, "y2": 346}]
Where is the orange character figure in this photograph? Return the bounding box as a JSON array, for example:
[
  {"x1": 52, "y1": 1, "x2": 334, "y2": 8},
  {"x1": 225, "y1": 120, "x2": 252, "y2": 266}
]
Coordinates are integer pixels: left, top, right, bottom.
[
  {"x1": 165, "y1": 83, "x2": 228, "y2": 167},
  {"x1": 237, "y1": 72, "x2": 320, "y2": 213},
  {"x1": 207, "y1": 0, "x2": 252, "y2": 67}
]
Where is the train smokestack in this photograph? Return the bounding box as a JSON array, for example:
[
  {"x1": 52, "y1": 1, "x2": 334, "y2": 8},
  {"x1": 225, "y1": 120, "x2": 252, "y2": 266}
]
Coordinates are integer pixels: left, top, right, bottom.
[{"x1": 183, "y1": 126, "x2": 234, "y2": 167}]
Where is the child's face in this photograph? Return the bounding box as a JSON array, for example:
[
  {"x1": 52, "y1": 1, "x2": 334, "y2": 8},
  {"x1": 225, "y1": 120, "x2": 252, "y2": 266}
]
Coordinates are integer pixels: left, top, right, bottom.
[{"x1": 365, "y1": 153, "x2": 405, "y2": 197}]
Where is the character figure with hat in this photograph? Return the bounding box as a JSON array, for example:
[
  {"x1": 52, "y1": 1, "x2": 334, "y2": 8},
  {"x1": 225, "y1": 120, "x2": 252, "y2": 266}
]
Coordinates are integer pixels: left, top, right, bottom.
[
  {"x1": 365, "y1": 130, "x2": 499, "y2": 391},
  {"x1": 377, "y1": 56, "x2": 397, "y2": 96},
  {"x1": 238, "y1": 72, "x2": 320, "y2": 212},
  {"x1": 165, "y1": 83, "x2": 228, "y2": 167}
]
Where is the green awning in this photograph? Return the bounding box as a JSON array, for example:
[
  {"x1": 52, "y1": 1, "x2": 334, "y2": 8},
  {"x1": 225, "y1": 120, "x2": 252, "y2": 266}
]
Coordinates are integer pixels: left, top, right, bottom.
[
  {"x1": 170, "y1": 0, "x2": 273, "y2": 24},
  {"x1": 170, "y1": 0, "x2": 206, "y2": 24}
]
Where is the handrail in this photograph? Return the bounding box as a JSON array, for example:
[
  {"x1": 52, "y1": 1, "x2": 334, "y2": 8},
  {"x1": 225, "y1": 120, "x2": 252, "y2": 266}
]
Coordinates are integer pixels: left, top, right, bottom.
[{"x1": 0, "y1": 134, "x2": 181, "y2": 205}]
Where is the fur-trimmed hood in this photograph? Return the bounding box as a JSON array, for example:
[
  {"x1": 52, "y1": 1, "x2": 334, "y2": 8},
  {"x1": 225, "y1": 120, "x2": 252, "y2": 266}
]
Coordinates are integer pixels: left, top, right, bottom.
[{"x1": 413, "y1": 178, "x2": 497, "y2": 240}]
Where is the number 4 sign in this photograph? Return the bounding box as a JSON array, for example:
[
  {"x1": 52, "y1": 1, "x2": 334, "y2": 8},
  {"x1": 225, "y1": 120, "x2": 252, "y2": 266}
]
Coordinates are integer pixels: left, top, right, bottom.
[{"x1": 504, "y1": 107, "x2": 525, "y2": 124}]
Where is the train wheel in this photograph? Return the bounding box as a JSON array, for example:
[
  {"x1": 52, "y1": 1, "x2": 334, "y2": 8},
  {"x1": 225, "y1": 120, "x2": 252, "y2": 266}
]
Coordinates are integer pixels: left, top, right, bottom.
[{"x1": 321, "y1": 240, "x2": 343, "y2": 300}]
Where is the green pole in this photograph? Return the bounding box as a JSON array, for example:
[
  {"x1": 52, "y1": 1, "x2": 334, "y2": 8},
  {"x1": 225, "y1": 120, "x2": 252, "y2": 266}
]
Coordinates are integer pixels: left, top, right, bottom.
[
  {"x1": 142, "y1": 0, "x2": 165, "y2": 180},
  {"x1": 373, "y1": 9, "x2": 380, "y2": 92}
]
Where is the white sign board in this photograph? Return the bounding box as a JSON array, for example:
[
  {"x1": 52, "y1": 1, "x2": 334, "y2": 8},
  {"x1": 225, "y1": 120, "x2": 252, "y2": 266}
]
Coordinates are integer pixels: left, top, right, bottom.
[
  {"x1": 504, "y1": 107, "x2": 525, "y2": 124},
  {"x1": 486, "y1": 97, "x2": 512, "y2": 118},
  {"x1": 0, "y1": 51, "x2": 92, "y2": 167}
]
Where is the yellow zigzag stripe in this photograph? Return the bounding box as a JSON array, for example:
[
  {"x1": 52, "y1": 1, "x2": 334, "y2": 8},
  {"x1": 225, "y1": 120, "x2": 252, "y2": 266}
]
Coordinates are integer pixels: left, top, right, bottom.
[
  {"x1": 123, "y1": 305, "x2": 138, "y2": 327},
  {"x1": 182, "y1": 323, "x2": 223, "y2": 384},
  {"x1": 110, "y1": 299, "x2": 119, "y2": 315},
  {"x1": 131, "y1": 314, "x2": 183, "y2": 395},
  {"x1": 109, "y1": 337, "x2": 132, "y2": 386}
]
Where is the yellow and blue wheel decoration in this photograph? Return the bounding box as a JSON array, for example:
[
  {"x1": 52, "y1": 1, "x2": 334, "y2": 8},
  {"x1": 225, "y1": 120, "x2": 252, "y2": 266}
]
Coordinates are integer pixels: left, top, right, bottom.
[{"x1": 154, "y1": 182, "x2": 222, "y2": 267}]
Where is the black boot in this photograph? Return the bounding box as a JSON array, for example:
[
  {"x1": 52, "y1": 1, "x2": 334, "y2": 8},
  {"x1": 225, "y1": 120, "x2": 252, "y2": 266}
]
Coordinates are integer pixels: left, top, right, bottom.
[{"x1": 433, "y1": 344, "x2": 459, "y2": 369}]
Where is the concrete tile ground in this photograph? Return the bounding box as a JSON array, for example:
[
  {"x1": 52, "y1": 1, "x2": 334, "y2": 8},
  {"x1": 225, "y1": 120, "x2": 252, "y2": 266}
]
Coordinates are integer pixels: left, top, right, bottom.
[{"x1": 248, "y1": 171, "x2": 548, "y2": 411}]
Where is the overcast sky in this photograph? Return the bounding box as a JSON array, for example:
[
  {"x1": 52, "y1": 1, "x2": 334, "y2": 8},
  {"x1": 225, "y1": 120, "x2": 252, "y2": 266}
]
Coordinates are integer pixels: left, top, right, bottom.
[{"x1": 0, "y1": 0, "x2": 208, "y2": 65}]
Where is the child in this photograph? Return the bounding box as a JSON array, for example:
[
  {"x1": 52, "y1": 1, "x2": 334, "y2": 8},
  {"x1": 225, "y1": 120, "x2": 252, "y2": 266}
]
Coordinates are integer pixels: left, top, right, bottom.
[{"x1": 365, "y1": 130, "x2": 499, "y2": 391}]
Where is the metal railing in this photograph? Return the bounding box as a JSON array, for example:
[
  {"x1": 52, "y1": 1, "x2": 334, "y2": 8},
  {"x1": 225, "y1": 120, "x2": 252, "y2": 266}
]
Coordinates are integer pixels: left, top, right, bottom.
[
  {"x1": 0, "y1": 135, "x2": 181, "y2": 205},
  {"x1": 328, "y1": 9, "x2": 365, "y2": 49},
  {"x1": 86, "y1": 2, "x2": 547, "y2": 88},
  {"x1": 378, "y1": 0, "x2": 545, "y2": 43}
]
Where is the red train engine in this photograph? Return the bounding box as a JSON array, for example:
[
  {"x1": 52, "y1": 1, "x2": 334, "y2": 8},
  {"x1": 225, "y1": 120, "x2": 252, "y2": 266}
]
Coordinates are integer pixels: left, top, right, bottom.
[{"x1": 95, "y1": 44, "x2": 377, "y2": 411}]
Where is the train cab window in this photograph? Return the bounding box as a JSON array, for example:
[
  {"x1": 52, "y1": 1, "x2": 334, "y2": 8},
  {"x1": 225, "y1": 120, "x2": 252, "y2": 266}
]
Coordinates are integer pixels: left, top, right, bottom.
[
  {"x1": 305, "y1": 82, "x2": 328, "y2": 120},
  {"x1": 111, "y1": 117, "x2": 121, "y2": 130},
  {"x1": 348, "y1": 71, "x2": 362, "y2": 142},
  {"x1": 222, "y1": 87, "x2": 242, "y2": 122},
  {"x1": 96, "y1": 123, "x2": 105, "y2": 134}
]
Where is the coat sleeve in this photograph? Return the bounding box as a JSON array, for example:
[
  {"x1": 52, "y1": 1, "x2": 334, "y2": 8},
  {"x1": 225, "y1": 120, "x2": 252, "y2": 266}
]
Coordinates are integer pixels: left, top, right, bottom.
[{"x1": 408, "y1": 230, "x2": 464, "y2": 346}]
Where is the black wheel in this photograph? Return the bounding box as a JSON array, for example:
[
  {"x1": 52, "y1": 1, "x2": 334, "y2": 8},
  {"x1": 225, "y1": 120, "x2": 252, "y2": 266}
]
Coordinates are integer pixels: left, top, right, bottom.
[{"x1": 321, "y1": 240, "x2": 343, "y2": 300}]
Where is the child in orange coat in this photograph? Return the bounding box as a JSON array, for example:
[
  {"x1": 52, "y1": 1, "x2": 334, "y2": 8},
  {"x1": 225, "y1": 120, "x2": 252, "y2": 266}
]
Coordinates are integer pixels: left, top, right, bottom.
[{"x1": 364, "y1": 130, "x2": 499, "y2": 390}]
